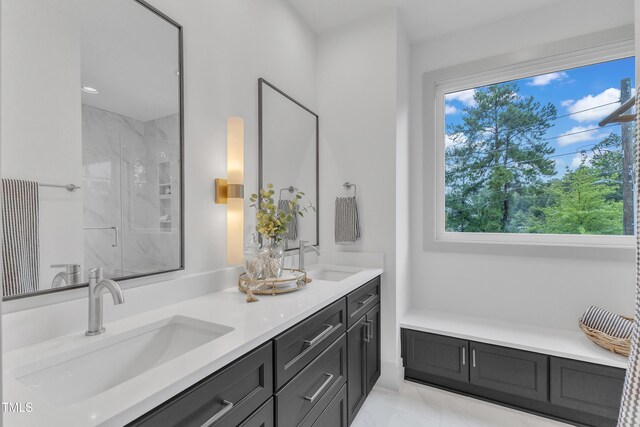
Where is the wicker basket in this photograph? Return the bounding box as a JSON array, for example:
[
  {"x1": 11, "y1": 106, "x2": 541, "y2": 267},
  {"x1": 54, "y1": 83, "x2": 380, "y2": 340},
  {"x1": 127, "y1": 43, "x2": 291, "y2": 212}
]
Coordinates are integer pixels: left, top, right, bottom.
[{"x1": 579, "y1": 316, "x2": 633, "y2": 357}]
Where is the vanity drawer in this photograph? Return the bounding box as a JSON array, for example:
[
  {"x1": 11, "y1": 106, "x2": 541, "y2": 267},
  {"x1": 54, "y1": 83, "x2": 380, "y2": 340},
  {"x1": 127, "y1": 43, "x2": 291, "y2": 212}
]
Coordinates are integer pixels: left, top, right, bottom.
[
  {"x1": 275, "y1": 334, "x2": 347, "y2": 427},
  {"x1": 274, "y1": 298, "x2": 346, "y2": 389},
  {"x1": 346, "y1": 276, "x2": 380, "y2": 328},
  {"x1": 307, "y1": 384, "x2": 348, "y2": 427},
  {"x1": 128, "y1": 342, "x2": 273, "y2": 427},
  {"x1": 239, "y1": 397, "x2": 274, "y2": 427},
  {"x1": 550, "y1": 357, "x2": 625, "y2": 420}
]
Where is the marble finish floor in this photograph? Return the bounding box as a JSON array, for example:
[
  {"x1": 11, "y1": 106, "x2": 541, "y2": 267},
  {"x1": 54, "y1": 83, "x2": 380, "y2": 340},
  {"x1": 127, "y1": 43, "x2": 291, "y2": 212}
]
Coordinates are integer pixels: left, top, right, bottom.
[{"x1": 351, "y1": 382, "x2": 570, "y2": 427}]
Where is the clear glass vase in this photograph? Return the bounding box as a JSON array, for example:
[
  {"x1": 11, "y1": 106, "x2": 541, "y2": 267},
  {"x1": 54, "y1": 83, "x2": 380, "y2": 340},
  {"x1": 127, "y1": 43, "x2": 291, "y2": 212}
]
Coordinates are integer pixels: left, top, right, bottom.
[{"x1": 260, "y1": 236, "x2": 285, "y2": 279}]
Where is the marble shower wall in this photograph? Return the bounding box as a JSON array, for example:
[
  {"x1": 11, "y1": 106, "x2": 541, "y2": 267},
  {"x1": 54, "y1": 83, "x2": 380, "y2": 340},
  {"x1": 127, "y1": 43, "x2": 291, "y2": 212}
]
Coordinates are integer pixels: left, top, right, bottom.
[{"x1": 82, "y1": 104, "x2": 181, "y2": 279}]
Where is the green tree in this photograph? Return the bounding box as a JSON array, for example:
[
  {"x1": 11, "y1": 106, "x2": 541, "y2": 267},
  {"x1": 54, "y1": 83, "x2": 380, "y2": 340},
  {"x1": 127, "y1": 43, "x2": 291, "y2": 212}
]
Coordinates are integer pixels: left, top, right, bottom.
[
  {"x1": 591, "y1": 133, "x2": 623, "y2": 202},
  {"x1": 535, "y1": 165, "x2": 622, "y2": 235},
  {"x1": 446, "y1": 83, "x2": 557, "y2": 232}
]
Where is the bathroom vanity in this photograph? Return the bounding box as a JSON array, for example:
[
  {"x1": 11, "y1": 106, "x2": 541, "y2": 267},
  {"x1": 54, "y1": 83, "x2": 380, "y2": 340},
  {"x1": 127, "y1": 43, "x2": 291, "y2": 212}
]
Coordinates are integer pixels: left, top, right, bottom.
[{"x1": 3, "y1": 264, "x2": 382, "y2": 426}]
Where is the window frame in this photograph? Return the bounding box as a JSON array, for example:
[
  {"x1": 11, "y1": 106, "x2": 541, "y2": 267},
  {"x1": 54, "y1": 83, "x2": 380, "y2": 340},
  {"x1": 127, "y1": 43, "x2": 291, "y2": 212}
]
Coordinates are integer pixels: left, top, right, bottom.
[{"x1": 430, "y1": 32, "x2": 635, "y2": 248}]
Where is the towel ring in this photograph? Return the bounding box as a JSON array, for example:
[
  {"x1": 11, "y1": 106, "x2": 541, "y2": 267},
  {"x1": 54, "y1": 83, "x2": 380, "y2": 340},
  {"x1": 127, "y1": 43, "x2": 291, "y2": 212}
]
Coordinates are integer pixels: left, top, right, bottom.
[
  {"x1": 343, "y1": 182, "x2": 357, "y2": 198},
  {"x1": 279, "y1": 186, "x2": 297, "y2": 200}
]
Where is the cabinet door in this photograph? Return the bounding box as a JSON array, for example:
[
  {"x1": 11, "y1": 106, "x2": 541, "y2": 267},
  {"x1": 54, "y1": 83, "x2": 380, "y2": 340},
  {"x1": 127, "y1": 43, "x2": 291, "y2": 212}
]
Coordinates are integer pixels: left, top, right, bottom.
[
  {"x1": 402, "y1": 330, "x2": 469, "y2": 382},
  {"x1": 550, "y1": 357, "x2": 625, "y2": 420},
  {"x1": 365, "y1": 304, "x2": 381, "y2": 395},
  {"x1": 469, "y1": 342, "x2": 548, "y2": 402},
  {"x1": 347, "y1": 315, "x2": 368, "y2": 425}
]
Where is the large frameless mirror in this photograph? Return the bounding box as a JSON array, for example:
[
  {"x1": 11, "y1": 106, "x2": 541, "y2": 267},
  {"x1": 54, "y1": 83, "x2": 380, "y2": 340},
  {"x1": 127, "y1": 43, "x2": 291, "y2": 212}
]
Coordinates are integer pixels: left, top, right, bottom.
[{"x1": 0, "y1": 0, "x2": 184, "y2": 299}]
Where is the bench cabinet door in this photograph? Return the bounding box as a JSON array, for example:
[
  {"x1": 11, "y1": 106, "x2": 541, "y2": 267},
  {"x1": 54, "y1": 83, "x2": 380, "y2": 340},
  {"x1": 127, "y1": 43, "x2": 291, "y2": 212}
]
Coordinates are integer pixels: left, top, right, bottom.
[
  {"x1": 550, "y1": 357, "x2": 625, "y2": 420},
  {"x1": 469, "y1": 342, "x2": 548, "y2": 402},
  {"x1": 402, "y1": 330, "x2": 469, "y2": 382}
]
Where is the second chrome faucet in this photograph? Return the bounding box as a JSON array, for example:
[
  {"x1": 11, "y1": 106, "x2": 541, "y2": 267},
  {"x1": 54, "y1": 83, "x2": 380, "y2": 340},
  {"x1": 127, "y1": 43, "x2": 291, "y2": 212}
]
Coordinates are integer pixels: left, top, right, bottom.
[{"x1": 86, "y1": 267, "x2": 125, "y2": 336}]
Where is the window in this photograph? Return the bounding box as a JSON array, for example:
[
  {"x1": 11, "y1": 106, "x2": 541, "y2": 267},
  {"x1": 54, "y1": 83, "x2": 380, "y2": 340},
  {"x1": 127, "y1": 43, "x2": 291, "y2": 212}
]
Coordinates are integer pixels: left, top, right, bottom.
[{"x1": 443, "y1": 57, "x2": 636, "y2": 239}]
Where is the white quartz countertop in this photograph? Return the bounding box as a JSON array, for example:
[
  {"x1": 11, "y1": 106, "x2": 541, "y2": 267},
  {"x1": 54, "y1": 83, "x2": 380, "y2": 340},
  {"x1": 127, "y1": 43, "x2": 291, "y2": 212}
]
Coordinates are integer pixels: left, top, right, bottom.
[
  {"x1": 401, "y1": 309, "x2": 629, "y2": 370},
  {"x1": 3, "y1": 265, "x2": 383, "y2": 426}
]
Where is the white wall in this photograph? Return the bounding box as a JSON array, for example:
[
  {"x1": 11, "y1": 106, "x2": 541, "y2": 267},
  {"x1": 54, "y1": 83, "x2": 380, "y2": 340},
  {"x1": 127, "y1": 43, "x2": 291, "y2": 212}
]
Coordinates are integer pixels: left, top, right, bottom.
[
  {"x1": 146, "y1": 0, "x2": 317, "y2": 278},
  {"x1": 409, "y1": 2, "x2": 636, "y2": 331},
  {"x1": 0, "y1": 0, "x2": 84, "y2": 291},
  {"x1": 317, "y1": 9, "x2": 409, "y2": 389}
]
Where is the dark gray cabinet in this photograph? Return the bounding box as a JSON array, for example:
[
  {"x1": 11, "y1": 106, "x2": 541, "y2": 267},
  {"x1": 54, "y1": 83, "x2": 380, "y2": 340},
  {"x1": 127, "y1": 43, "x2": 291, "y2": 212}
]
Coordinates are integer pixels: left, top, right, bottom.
[
  {"x1": 550, "y1": 357, "x2": 625, "y2": 420},
  {"x1": 276, "y1": 335, "x2": 347, "y2": 427},
  {"x1": 347, "y1": 304, "x2": 381, "y2": 424},
  {"x1": 346, "y1": 315, "x2": 367, "y2": 423},
  {"x1": 365, "y1": 304, "x2": 381, "y2": 395},
  {"x1": 401, "y1": 328, "x2": 625, "y2": 427},
  {"x1": 128, "y1": 342, "x2": 273, "y2": 427},
  {"x1": 470, "y1": 342, "x2": 548, "y2": 402},
  {"x1": 402, "y1": 330, "x2": 469, "y2": 382}
]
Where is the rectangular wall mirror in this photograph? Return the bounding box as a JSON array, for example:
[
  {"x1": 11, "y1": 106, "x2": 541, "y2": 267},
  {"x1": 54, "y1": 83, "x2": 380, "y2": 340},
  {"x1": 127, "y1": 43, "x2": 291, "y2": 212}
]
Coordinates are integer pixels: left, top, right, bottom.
[
  {"x1": 259, "y1": 78, "x2": 319, "y2": 251},
  {"x1": 0, "y1": 0, "x2": 184, "y2": 299}
]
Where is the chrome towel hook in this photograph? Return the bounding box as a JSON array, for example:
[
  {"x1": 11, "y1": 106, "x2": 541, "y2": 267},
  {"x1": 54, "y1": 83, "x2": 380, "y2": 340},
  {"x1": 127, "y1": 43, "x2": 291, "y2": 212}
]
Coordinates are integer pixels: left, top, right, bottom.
[{"x1": 343, "y1": 182, "x2": 357, "y2": 198}]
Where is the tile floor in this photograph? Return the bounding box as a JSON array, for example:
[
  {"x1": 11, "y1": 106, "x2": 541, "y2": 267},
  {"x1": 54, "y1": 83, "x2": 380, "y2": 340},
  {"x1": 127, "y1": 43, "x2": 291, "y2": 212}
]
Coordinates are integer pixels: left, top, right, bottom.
[{"x1": 351, "y1": 381, "x2": 570, "y2": 427}]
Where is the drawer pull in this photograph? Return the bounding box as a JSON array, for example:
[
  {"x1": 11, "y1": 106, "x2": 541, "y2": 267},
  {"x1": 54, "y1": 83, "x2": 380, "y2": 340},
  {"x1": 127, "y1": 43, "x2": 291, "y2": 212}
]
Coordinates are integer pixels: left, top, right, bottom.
[
  {"x1": 367, "y1": 320, "x2": 374, "y2": 340},
  {"x1": 304, "y1": 324, "x2": 334, "y2": 347},
  {"x1": 472, "y1": 349, "x2": 477, "y2": 368},
  {"x1": 364, "y1": 322, "x2": 370, "y2": 343},
  {"x1": 304, "y1": 373, "x2": 334, "y2": 402},
  {"x1": 462, "y1": 347, "x2": 466, "y2": 366},
  {"x1": 356, "y1": 293, "x2": 376, "y2": 306},
  {"x1": 201, "y1": 399, "x2": 233, "y2": 426}
]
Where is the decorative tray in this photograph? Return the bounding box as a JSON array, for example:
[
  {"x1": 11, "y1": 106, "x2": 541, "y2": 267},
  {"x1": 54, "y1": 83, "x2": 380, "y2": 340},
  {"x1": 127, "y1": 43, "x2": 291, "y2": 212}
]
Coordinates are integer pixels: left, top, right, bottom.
[{"x1": 238, "y1": 268, "x2": 309, "y2": 299}]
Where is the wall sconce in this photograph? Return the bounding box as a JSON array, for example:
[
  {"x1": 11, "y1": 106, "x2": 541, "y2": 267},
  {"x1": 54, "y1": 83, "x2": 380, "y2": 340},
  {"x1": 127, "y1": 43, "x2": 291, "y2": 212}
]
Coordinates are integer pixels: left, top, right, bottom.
[{"x1": 215, "y1": 117, "x2": 244, "y2": 265}]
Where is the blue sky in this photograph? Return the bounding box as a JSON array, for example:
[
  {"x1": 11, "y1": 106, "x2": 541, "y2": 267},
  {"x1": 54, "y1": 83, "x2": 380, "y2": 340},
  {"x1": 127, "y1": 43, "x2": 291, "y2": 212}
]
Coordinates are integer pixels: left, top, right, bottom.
[{"x1": 444, "y1": 57, "x2": 635, "y2": 177}]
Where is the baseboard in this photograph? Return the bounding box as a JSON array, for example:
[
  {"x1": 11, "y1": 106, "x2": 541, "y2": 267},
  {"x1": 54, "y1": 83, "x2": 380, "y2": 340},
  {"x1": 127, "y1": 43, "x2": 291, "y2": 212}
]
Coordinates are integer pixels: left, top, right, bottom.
[{"x1": 377, "y1": 360, "x2": 403, "y2": 391}]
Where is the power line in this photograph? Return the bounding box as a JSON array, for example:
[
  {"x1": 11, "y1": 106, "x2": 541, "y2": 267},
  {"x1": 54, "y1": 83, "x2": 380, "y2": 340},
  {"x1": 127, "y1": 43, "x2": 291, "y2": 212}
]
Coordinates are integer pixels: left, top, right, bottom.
[
  {"x1": 445, "y1": 123, "x2": 620, "y2": 160},
  {"x1": 445, "y1": 100, "x2": 622, "y2": 149},
  {"x1": 445, "y1": 141, "x2": 620, "y2": 176}
]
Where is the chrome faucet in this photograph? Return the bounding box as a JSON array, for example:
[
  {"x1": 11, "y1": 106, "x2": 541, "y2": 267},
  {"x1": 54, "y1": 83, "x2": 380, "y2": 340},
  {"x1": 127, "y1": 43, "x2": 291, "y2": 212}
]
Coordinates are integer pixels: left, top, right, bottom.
[
  {"x1": 298, "y1": 240, "x2": 320, "y2": 271},
  {"x1": 51, "y1": 264, "x2": 81, "y2": 288},
  {"x1": 86, "y1": 267, "x2": 125, "y2": 336}
]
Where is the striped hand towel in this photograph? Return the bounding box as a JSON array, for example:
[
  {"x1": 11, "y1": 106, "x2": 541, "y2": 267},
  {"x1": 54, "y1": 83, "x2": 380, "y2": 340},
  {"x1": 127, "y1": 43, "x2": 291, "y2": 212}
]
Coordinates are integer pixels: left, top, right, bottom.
[
  {"x1": 335, "y1": 196, "x2": 360, "y2": 244},
  {"x1": 2, "y1": 179, "x2": 40, "y2": 296},
  {"x1": 581, "y1": 305, "x2": 634, "y2": 339},
  {"x1": 278, "y1": 199, "x2": 298, "y2": 241}
]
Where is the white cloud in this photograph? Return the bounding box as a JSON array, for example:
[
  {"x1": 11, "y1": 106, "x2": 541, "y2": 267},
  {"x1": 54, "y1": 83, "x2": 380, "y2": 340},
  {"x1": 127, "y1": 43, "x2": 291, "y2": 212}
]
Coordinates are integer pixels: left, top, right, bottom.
[
  {"x1": 445, "y1": 104, "x2": 458, "y2": 115},
  {"x1": 557, "y1": 126, "x2": 602, "y2": 147},
  {"x1": 528, "y1": 72, "x2": 568, "y2": 87},
  {"x1": 445, "y1": 132, "x2": 467, "y2": 148},
  {"x1": 563, "y1": 88, "x2": 621, "y2": 123},
  {"x1": 560, "y1": 99, "x2": 574, "y2": 107},
  {"x1": 570, "y1": 152, "x2": 593, "y2": 169},
  {"x1": 445, "y1": 89, "x2": 476, "y2": 107}
]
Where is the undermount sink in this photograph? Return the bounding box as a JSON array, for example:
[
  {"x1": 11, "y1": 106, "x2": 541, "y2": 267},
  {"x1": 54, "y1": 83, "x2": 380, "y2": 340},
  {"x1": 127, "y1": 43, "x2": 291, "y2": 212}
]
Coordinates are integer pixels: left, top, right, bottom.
[
  {"x1": 15, "y1": 316, "x2": 233, "y2": 406},
  {"x1": 307, "y1": 266, "x2": 361, "y2": 282}
]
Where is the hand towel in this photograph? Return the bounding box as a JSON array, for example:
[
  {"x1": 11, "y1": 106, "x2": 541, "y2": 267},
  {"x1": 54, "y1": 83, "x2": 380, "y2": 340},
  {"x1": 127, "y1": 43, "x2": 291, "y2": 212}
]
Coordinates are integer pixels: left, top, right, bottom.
[
  {"x1": 2, "y1": 179, "x2": 40, "y2": 296},
  {"x1": 335, "y1": 196, "x2": 360, "y2": 244},
  {"x1": 278, "y1": 199, "x2": 298, "y2": 241}
]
